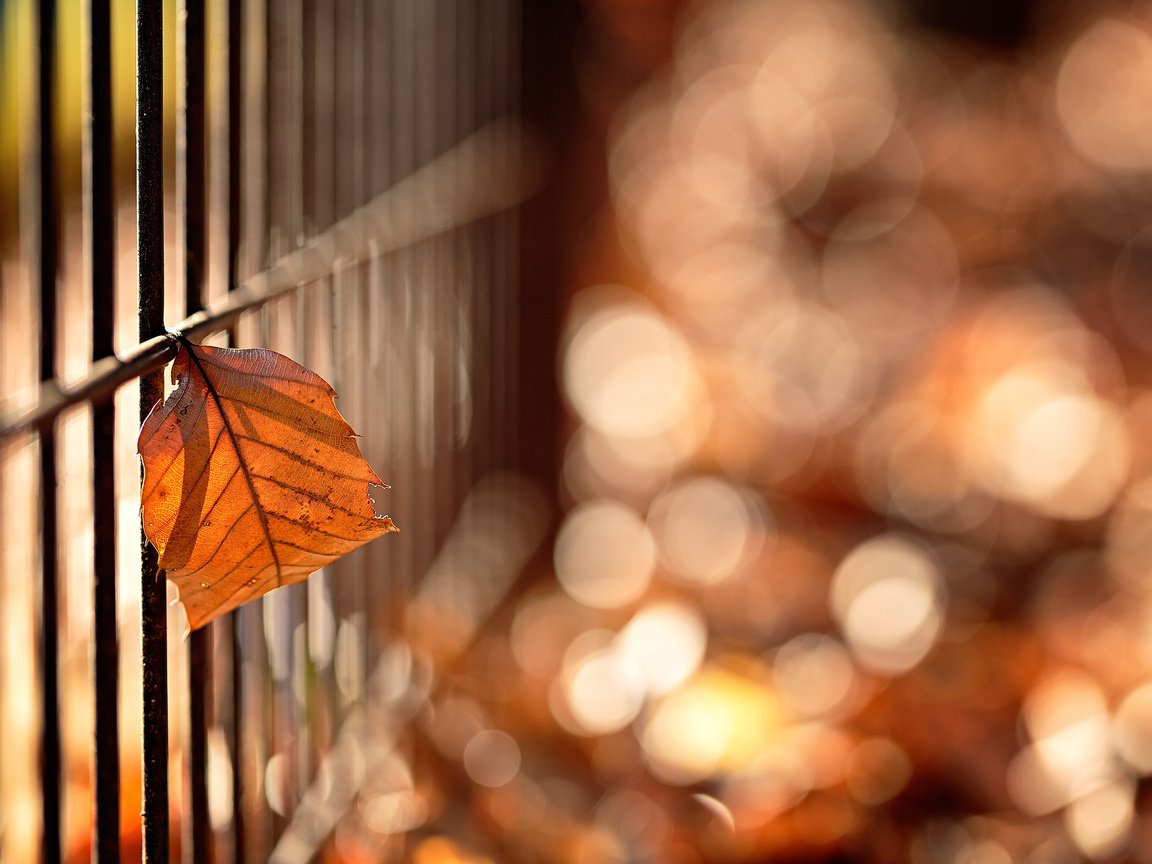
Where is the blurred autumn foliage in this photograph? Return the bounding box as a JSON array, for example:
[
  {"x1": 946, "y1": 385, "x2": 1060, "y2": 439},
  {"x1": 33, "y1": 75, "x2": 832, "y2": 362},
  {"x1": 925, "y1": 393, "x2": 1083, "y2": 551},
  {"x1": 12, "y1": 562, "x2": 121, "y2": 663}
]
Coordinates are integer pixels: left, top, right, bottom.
[{"x1": 403, "y1": 1, "x2": 1152, "y2": 862}]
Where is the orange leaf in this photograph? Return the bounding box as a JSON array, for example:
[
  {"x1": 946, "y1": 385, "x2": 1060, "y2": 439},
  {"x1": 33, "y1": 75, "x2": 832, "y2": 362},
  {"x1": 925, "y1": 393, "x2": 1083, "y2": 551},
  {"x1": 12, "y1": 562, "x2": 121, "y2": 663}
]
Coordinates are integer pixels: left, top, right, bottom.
[{"x1": 138, "y1": 339, "x2": 398, "y2": 630}]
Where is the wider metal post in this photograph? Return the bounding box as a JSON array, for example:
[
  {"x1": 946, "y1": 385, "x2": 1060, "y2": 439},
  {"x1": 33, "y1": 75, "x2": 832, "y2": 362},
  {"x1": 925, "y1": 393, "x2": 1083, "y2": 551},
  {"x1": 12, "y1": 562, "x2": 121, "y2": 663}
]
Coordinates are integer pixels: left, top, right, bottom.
[{"x1": 137, "y1": 0, "x2": 169, "y2": 859}]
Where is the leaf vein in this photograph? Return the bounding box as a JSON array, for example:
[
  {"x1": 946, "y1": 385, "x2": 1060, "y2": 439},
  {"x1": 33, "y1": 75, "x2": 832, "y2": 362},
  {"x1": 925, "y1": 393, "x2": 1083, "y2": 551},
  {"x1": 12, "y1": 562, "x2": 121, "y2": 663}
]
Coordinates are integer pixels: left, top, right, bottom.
[
  {"x1": 193, "y1": 351, "x2": 331, "y2": 390},
  {"x1": 264, "y1": 510, "x2": 373, "y2": 543},
  {"x1": 196, "y1": 461, "x2": 244, "y2": 527},
  {"x1": 176, "y1": 501, "x2": 256, "y2": 572},
  {"x1": 275, "y1": 539, "x2": 347, "y2": 560},
  {"x1": 214, "y1": 390, "x2": 348, "y2": 435},
  {"x1": 181, "y1": 539, "x2": 264, "y2": 598},
  {"x1": 248, "y1": 474, "x2": 371, "y2": 520},
  {"x1": 185, "y1": 343, "x2": 283, "y2": 580},
  {"x1": 236, "y1": 434, "x2": 370, "y2": 482},
  {"x1": 161, "y1": 424, "x2": 229, "y2": 511}
]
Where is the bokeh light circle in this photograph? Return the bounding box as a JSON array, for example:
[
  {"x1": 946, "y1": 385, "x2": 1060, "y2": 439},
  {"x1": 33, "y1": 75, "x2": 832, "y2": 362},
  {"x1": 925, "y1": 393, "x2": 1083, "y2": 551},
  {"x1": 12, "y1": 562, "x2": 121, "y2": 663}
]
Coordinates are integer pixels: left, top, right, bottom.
[
  {"x1": 648, "y1": 477, "x2": 767, "y2": 585},
  {"x1": 830, "y1": 535, "x2": 944, "y2": 674},
  {"x1": 555, "y1": 500, "x2": 655, "y2": 609},
  {"x1": 564, "y1": 293, "x2": 701, "y2": 440}
]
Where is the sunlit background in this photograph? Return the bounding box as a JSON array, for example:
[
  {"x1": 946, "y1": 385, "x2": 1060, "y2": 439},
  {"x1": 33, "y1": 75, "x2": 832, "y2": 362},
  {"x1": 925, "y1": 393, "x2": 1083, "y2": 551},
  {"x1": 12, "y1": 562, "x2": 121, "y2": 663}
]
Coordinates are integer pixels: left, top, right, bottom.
[
  {"x1": 11, "y1": 0, "x2": 1152, "y2": 860},
  {"x1": 491, "y1": 0, "x2": 1152, "y2": 860}
]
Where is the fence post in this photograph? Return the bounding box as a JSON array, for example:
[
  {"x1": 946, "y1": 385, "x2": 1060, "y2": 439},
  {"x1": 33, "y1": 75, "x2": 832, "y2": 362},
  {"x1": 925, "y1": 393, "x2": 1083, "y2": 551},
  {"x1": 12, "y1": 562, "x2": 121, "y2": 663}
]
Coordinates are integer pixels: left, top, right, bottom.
[
  {"x1": 137, "y1": 0, "x2": 170, "y2": 859},
  {"x1": 226, "y1": 0, "x2": 249, "y2": 859},
  {"x1": 34, "y1": 0, "x2": 62, "y2": 860},
  {"x1": 178, "y1": 0, "x2": 213, "y2": 859},
  {"x1": 87, "y1": 0, "x2": 121, "y2": 859}
]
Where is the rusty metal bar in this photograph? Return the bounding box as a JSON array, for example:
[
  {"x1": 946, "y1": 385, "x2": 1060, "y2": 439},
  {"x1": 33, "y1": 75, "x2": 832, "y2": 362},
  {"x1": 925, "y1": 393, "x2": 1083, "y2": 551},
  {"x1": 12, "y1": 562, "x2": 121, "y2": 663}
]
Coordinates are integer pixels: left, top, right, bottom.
[
  {"x1": 179, "y1": 0, "x2": 212, "y2": 858},
  {"x1": 186, "y1": 633, "x2": 211, "y2": 862},
  {"x1": 137, "y1": 0, "x2": 170, "y2": 858},
  {"x1": 181, "y1": 0, "x2": 207, "y2": 319},
  {"x1": 87, "y1": 0, "x2": 121, "y2": 858},
  {"x1": 37, "y1": 448, "x2": 61, "y2": 863},
  {"x1": 228, "y1": 0, "x2": 242, "y2": 296},
  {"x1": 226, "y1": 0, "x2": 248, "y2": 858},
  {"x1": 34, "y1": 0, "x2": 62, "y2": 858}
]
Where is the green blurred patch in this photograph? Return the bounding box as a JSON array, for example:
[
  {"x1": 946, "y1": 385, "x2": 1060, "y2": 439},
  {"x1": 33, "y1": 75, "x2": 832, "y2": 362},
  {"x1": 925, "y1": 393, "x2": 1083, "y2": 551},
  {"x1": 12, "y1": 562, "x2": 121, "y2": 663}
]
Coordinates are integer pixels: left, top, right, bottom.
[{"x1": 0, "y1": 0, "x2": 175, "y2": 247}]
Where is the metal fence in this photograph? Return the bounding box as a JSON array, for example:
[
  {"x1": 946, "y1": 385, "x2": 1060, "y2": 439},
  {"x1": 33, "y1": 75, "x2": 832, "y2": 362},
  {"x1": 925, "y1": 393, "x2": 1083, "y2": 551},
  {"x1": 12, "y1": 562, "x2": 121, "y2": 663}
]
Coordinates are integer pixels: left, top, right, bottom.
[{"x1": 0, "y1": 0, "x2": 544, "y2": 860}]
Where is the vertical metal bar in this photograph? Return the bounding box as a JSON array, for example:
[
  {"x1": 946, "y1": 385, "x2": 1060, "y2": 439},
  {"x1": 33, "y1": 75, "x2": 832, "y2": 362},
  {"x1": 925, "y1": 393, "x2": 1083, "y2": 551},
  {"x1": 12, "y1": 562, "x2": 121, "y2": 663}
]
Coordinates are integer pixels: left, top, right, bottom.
[
  {"x1": 299, "y1": 0, "x2": 336, "y2": 792},
  {"x1": 362, "y1": 0, "x2": 388, "y2": 648},
  {"x1": 138, "y1": 0, "x2": 169, "y2": 859},
  {"x1": 37, "y1": 0, "x2": 59, "y2": 389},
  {"x1": 470, "y1": 0, "x2": 492, "y2": 481},
  {"x1": 226, "y1": 0, "x2": 247, "y2": 858},
  {"x1": 263, "y1": 0, "x2": 288, "y2": 846},
  {"x1": 454, "y1": 0, "x2": 469, "y2": 494},
  {"x1": 313, "y1": 0, "x2": 334, "y2": 234},
  {"x1": 227, "y1": 0, "x2": 270, "y2": 855},
  {"x1": 289, "y1": 0, "x2": 314, "y2": 802},
  {"x1": 344, "y1": 0, "x2": 367, "y2": 700},
  {"x1": 87, "y1": 0, "x2": 121, "y2": 858},
  {"x1": 228, "y1": 0, "x2": 243, "y2": 297},
  {"x1": 263, "y1": 0, "x2": 277, "y2": 253},
  {"x1": 493, "y1": 0, "x2": 509, "y2": 472},
  {"x1": 318, "y1": 0, "x2": 341, "y2": 754},
  {"x1": 37, "y1": 438, "x2": 61, "y2": 864},
  {"x1": 394, "y1": 0, "x2": 416, "y2": 606},
  {"x1": 181, "y1": 0, "x2": 206, "y2": 318},
  {"x1": 229, "y1": 616, "x2": 246, "y2": 864},
  {"x1": 186, "y1": 632, "x2": 211, "y2": 863},
  {"x1": 414, "y1": 0, "x2": 435, "y2": 570},
  {"x1": 507, "y1": 0, "x2": 523, "y2": 471},
  {"x1": 438, "y1": 0, "x2": 459, "y2": 526},
  {"x1": 34, "y1": 0, "x2": 62, "y2": 860},
  {"x1": 517, "y1": 0, "x2": 565, "y2": 487},
  {"x1": 300, "y1": 0, "x2": 316, "y2": 236},
  {"x1": 179, "y1": 0, "x2": 212, "y2": 860}
]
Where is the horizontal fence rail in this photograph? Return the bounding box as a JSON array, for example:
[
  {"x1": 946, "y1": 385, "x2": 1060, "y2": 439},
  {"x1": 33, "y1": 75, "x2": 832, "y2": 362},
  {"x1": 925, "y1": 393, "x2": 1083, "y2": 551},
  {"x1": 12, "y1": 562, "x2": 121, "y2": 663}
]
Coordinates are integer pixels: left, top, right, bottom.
[{"x1": 0, "y1": 122, "x2": 542, "y2": 445}]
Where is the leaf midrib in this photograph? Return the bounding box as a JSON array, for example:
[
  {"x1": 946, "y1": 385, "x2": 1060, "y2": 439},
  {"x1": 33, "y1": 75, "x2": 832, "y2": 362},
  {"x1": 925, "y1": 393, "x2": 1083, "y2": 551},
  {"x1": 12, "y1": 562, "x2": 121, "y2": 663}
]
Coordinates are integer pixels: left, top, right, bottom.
[{"x1": 180, "y1": 339, "x2": 284, "y2": 585}]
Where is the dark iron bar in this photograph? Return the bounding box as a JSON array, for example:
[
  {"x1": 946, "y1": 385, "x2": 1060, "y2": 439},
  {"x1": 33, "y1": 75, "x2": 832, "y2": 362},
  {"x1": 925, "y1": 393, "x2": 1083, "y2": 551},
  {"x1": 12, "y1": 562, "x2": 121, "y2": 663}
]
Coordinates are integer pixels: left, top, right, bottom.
[
  {"x1": 261, "y1": 0, "x2": 285, "y2": 851},
  {"x1": 228, "y1": 0, "x2": 242, "y2": 294},
  {"x1": 138, "y1": 0, "x2": 170, "y2": 859},
  {"x1": 229, "y1": 612, "x2": 246, "y2": 864},
  {"x1": 180, "y1": 0, "x2": 211, "y2": 859},
  {"x1": 37, "y1": 0, "x2": 58, "y2": 387},
  {"x1": 361, "y1": 0, "x2": 386, "y2": 650},
  {"x1": 226, "y1": 0, "x2": 247, "y2": 859},
  {"x1": 34, "y1": 0, "x2": 62, "y2": 860},
  {"x1": 356, "y1": 5, "x2": 372, "y2": 706},
  {"x1": 393, "y1": 0, "x2": 417, "y2": 606},
  {"x1": 263, "y1": 0, "x2": 286, "y2": 847},
  {"x1": 187, "y1": 631, "x2": 212, "y2": 862},
  {"x1": 37, "y1": 439, "x2": 61, "y2": 864},
  {"x1": 289, "y1": 0, "x2": 316, "y2": 810},
  {"x1": 181, "y1": 0, "x2": 207, "y2": 319},
  {"x1": 87, "y1": 0, "x2": 121, "y2": 858}
]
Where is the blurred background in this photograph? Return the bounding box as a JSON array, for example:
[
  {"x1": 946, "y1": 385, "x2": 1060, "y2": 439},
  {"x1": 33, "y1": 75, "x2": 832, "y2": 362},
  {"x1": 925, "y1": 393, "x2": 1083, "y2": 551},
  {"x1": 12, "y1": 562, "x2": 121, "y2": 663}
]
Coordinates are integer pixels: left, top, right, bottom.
[{"x1": 10, "y1": 0, "x2": 1152, "y2": 861}]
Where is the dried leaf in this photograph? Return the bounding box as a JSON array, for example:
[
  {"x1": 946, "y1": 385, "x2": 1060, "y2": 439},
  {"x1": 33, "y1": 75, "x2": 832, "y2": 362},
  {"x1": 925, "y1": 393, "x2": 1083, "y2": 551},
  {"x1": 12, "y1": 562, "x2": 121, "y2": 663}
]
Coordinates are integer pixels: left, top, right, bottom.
[{"x1": 138, "y1": 339, "x2": 398, "y2": 630}]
